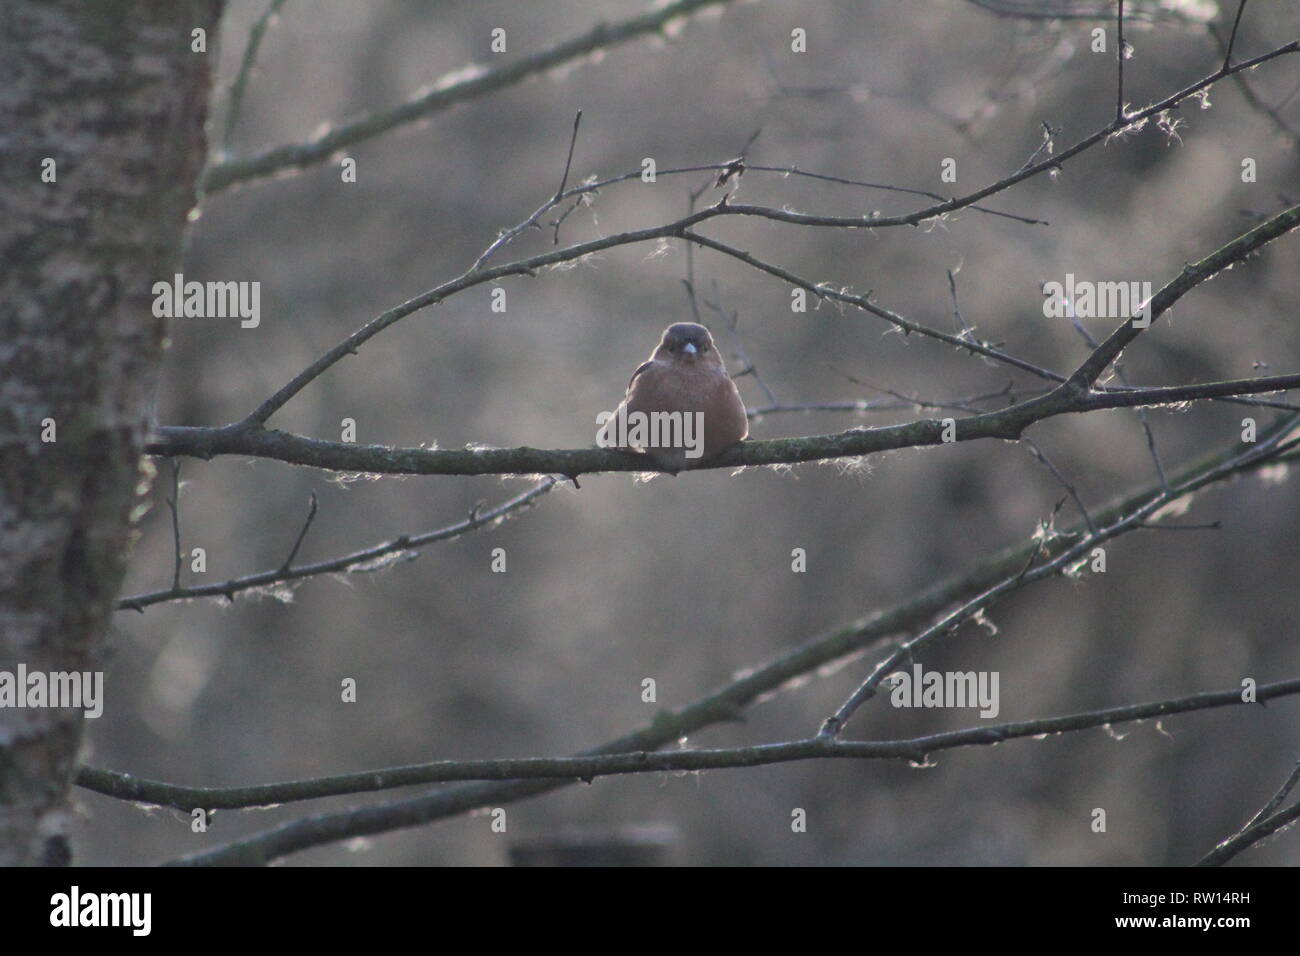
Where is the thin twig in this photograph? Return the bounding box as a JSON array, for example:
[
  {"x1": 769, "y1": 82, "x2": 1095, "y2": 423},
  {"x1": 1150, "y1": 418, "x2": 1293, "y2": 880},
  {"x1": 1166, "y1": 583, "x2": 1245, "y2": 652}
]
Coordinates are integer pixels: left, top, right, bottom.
[
  {"x1": 1210, "y1": 17, "x2": 1300, "y2": 149},
  {"x1": 1221, "y1": 0, "x2": 1249, "y2": 70},
  {"x1": 1068, "y1": 313, "x2": 1168, "y2": 491},
  {"x1": 553, "y1": 110, "x2": 582, "y2": 201},
  {"x1": 1024, "y1": 437, "x2": 1097, "y2": 535},
  {"x1": 1018, "y1": 121, "x2": 1060, "y2": 174},
  {"x1": 947, "y1": 266, "x2": 974, "y2": 338},
  {"x1": 118, "y1": 479, "x2": 557, "y2": 612},
  {"x1": 167, "y1": 461, "x2": 182, "y2": 591},
  {"x1": 280, "y1": 491, "x2": 318, "y2": 572},
  {"x1": 1197, "y1": 757, "x2": 1300, "y2": 866},
  {"x1": 1116, "y1": 0, "x2": 1127, "y2": 124},
  {"x1": 965, "y1": 0, "x2": 1209, "y2": 23},
  {"x1": 221, "y1": 0, "x2": 289, "y2": 156},
  {"x1": 1243, "y1": 758, "x2": 1300, "y2": 829},
  {"x1": 474, "y1": 112, "x2": 586, "y2": 270},
  {"x1": 683, "y1": 230, "x2": 1066, "y2": 384},
  {"x1": 704, "y1": 279, "x2": 778, "y2": 406},
  {"x1": 746, "y1": 384, "x2": 1031, "y2": 422}
]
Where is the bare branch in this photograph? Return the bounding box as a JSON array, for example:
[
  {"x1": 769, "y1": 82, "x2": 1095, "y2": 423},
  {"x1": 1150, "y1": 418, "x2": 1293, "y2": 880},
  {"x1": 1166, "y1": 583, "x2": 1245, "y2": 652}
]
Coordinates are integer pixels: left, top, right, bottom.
[
  {"x1": 1198, "y1": 757, "x2": 1300, "y2": 866},
  {"x1": 704, "y1": 280, "x2": 779, "y2": 407},
  {"x1": 1068, "y1": 312, "x2": 1168, "y2": 490},
  {"x1": 166, "y1": 461, "x2": 182, "y2": 591},
  {"x1": 553, "y1": 111, "x2": 582, "y2": 201},
  {"x1": 964, "y1": 0, "x2": 1212, "y2": 23},
  {"x1": 144, "y1": 370, "x2": 1300, "y2": 478},
  {"x1": 819, "y1": 413, "x2": 1300, "y2": 738},
  {"x1": 1116, "y1": 0, "x2": 1128, "y2": 125},
  {"x1": 116, "y1": 478, "x2": 556, "y2": 612},
  {"x1": 1017, "y1": 121, "x2": 1060, "y2": 174},
  {"x1": 682, "y1": 230, "x2": 1065, "y2": 383},
  {"x1": 220, "y1": 0, "x2": 288, "y2": 156},
  {"x1": 947, "y1": 266, "x2": 974, "y2": 339},
  {"x1": 196, "y1": 44, "x2": 1300, "y2": 433},
  {"x1": 1210, "y1": 17, "x2": 1300, "y2": 149},
  {"x1": 747, "y1": 383, "x2": 1033, "y2": 423},
  {"x1": 77, "y1": 678, "x2": 1300, "y2": 813},
  {"x1": 1023, "y1": 437, "x2": 1097, "y2": 535},
  {"x1": 1221, "y1": 0, "x2": 1250, "y2": 70},
  {"x1": 279, "y1": 491, "x2": 318, "y2": 573},
  {"x1": 1065, "y1": 201, "x2": 1300, "y2": 390},
  {"x1": 202, "y1": 0, "x2": 748, "y2": 194},
  {"x1": 472, "y1": 111, "x2": 585, "y2": 270},
  {"x1": 143, "y1": 193, "x2": 1300, "y2": 480},
  {"x1": 136, "y1": 417, "x2": 1300, "y2": 864}
]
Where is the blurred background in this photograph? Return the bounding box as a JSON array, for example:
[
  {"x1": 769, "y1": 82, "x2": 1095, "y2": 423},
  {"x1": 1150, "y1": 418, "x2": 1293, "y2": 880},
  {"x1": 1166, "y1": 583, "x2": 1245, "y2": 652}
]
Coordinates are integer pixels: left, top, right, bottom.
[{"x1": 82, "y1": 0, "x2": 1299, "y2": 864}]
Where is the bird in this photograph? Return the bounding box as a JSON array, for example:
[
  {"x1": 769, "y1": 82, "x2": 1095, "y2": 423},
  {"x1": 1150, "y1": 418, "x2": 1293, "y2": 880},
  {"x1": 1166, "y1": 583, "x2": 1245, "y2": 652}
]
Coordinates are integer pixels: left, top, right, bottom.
[{"x1": 601, "y1": 322, "x2": 748, "y2": 470}]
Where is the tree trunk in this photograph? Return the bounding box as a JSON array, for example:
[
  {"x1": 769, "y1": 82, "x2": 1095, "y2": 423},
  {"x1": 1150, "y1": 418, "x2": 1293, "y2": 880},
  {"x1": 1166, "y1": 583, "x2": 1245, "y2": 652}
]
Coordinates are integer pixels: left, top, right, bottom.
[{"x1": 0, "y1": 0, "x2": 224, "y2": 866}]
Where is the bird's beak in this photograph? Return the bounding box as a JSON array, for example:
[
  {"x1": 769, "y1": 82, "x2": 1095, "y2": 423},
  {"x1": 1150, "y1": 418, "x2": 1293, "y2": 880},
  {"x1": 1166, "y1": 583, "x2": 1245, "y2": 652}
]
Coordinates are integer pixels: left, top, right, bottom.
[{"x1": 683, "y1": 342, "x2": 698, "y2": 355}]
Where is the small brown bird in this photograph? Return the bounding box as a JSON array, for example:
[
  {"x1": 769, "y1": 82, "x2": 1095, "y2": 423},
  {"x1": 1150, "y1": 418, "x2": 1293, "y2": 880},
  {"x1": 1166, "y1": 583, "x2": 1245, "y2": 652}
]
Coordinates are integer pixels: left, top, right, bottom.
[{"x1": 603, "y1": 322, "x2": 748, "y2": 470}]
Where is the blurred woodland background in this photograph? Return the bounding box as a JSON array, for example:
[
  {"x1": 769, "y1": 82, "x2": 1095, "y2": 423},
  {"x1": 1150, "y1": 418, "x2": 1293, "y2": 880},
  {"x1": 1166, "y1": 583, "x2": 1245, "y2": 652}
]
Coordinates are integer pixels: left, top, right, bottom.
[{"x1": 85, "y1": 0, "x2": 1298, "y2": 864}]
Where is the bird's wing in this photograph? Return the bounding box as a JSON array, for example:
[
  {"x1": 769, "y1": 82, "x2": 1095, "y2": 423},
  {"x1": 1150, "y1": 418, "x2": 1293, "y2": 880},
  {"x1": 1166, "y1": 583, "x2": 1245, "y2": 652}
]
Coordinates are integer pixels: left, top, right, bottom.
[{"x1": 626, "y1": 359, "x2": 655, "y2": 396}]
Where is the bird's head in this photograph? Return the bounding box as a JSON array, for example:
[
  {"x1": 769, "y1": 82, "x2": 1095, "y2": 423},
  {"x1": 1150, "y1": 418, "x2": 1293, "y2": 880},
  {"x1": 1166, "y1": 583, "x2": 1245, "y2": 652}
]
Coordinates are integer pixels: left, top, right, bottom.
[{"x1": 653, "y1": 322, "x2": 722, "y2": 368}]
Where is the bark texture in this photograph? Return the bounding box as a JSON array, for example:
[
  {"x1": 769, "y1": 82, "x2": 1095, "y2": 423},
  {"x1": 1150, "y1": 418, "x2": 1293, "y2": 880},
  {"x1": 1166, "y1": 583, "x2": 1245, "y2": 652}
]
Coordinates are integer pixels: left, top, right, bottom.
[{"x1": 0, "y1": 0, "x2": 223, "y2": 865}]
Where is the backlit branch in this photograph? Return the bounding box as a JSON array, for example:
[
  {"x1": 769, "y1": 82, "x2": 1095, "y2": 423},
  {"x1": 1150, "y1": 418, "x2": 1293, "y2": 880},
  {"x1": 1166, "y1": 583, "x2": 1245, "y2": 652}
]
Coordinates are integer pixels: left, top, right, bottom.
[
  {"x1": 144, "y1": 197, "x2": 1300, "y2": 478},
  {"x1": 146, "y1": 416, "x2": 1299, "y2": 864},
  {"x1": 117, "y1": 478, "x2": 557, "y2": 611},
  {"x1": 183, "y1": 40, "x2": 1299, "y2": 438},
  {"x1": 1198, "y1": 757, "x2": 1300, "y2": 866},
  {"x1": 78, "y1": 677, "x2": 1300, "y2": 813},
  {"x1": 203, "y1": 0, "x2": 749, "y2": 194},
  {"x1": 821, "y1": 414, "x2": 1300, "y2": 737}
]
